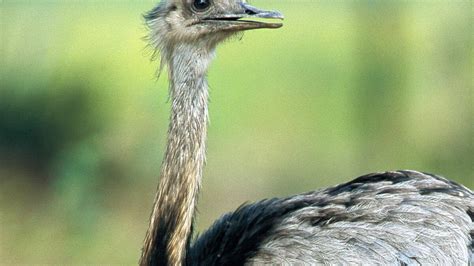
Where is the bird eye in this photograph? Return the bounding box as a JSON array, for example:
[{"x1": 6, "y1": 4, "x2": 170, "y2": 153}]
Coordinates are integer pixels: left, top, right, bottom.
[{"x1": 193, "y1": 0, "x2": 211, "y2": 11}]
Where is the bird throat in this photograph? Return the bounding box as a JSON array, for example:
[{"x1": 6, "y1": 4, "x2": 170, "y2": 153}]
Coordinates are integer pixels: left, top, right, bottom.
[{"x1": 141, "y1": 44, "x2": 214, "y2": 265}]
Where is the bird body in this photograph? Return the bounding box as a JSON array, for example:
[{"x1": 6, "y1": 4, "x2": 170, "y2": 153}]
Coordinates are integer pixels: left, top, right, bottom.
[
  {"x1": 190, "y1": 170, "x2": 473, "y2": 265},
  {"x1": 139, "y1": 0, "x2": 474, "y2": 265}
]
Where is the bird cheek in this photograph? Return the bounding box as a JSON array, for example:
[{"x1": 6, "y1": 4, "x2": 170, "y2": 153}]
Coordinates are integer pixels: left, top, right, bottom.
[{"x1": 166, "y1": 11, "x2": 188, "y2": 30}]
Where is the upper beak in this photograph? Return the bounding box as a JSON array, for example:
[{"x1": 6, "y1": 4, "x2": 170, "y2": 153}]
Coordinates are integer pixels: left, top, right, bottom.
[{"x1": 202, "y1": 3, "x2": 284, "y2": 31}]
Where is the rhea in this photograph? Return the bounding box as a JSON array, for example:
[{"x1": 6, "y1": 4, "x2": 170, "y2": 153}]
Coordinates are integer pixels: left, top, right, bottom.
[{"x1": 139, "y1": 0, "x2": 473, "y2": 265}]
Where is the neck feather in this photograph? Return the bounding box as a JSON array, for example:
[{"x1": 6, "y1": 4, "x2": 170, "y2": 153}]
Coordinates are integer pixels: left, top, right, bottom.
[{"x1": 141, "y1": 43, "x2": 214, "y2": 266}]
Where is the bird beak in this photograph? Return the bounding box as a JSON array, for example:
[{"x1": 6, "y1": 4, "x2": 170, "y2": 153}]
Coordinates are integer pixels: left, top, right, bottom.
[{"x1": 202, "y1": 2, "x2": 284, "y2": 31}]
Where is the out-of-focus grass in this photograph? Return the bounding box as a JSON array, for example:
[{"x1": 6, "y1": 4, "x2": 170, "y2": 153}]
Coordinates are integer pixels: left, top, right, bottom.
[{"x1": 1, "y1": 1, "x2": 472, "y2": 264}]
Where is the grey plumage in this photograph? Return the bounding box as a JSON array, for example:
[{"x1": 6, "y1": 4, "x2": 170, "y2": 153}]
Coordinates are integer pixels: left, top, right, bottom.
[
  {"x1": 248, "y1": 171, "x2": 473, "y2": 265},
  {"x1": 139, "y1": 0, "x2": 474, "y2": 265}
]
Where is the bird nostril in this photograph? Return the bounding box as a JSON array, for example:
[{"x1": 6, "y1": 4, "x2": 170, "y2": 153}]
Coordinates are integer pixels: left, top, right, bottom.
[{"x1": 244, "y1": 9, "x2": 257, "y2": 15}]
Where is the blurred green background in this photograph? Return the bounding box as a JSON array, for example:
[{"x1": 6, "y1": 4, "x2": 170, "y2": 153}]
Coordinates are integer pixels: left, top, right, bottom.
[{"x1": 1, "y1": 0, "x2": 472, "y2": 263}]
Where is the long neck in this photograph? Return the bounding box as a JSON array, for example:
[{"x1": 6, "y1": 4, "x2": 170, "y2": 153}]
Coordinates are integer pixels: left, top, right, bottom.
[{"x1": 140, "y1": 44, "x2": 214, "y2": 266}]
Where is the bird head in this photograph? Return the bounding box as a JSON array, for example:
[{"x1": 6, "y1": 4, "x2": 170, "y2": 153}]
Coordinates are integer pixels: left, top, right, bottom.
[{"x1": 145, "y1": 0, "x2": 283, "y2": 60}]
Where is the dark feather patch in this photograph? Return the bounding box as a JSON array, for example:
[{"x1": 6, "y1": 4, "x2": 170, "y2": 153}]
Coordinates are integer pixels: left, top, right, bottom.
[
  {"x1": 187, "y1": 198, "x2": 312, "y2": 265},
  {"x1": 467, "y1": 209, "x2": 474, "y2": 222},
  {"x1": 326, "y1": 171, "x2": 411, "y2": 196},
  {"x1": 146, "y1": 218, "x2": 170, "y2": 265}
]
